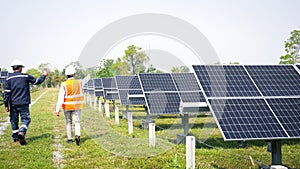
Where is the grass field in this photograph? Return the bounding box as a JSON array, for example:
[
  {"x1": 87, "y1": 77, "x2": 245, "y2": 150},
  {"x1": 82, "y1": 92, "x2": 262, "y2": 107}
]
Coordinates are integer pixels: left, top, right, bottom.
[{"x1": 0, "y1": 88, "x2": 300, "y2": 169}]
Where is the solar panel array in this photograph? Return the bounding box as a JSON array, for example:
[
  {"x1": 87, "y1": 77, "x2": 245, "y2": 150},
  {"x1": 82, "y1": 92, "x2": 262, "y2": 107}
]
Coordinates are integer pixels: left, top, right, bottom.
[
  {"x1": 139, "y1": 73, "x2": 206, "y2": 114},
  {"x1": 0, "y1": 71, "x2": 8, "y2": 84},
  {"x1": 193, "y1": 65, "x2": 300, "y2": 141},
  {"x1": 115, "y1": 75, "x2": 145, "y2": 105}
]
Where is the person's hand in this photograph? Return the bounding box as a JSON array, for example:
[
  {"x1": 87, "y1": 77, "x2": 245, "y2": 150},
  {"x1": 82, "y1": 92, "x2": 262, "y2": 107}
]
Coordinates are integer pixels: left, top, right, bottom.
[
  {"x1": 43, "y1": 71, "x2": 48, "y2": 77},
  {"x1": 55, "y1": 112, "x2": 60, "y2": 117},
  {"x1": 5, "y1": 107, "x2": 9, "y2": 112}
]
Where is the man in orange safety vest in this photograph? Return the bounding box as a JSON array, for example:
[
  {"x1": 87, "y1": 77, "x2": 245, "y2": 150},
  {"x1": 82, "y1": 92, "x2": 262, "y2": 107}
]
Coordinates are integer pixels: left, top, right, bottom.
[{"x1": 55, "y1": 65, "x2": 84, "y2": 145}]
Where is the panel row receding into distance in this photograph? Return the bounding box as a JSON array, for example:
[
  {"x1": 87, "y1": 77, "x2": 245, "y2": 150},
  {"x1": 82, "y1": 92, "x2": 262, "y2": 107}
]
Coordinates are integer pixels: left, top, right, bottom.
[
  {"x1": 115, "y1": 75, "x2": 145, "y2": 105},
  {"x1": 102, "y1": 77, "x2": 119, "y2": 100},
  {"x1": 139, "y1": 73, "x2": 206, "y2": 114},
  {"x1": 193, "y1": 65, "x2": 300, "y2": 141}
]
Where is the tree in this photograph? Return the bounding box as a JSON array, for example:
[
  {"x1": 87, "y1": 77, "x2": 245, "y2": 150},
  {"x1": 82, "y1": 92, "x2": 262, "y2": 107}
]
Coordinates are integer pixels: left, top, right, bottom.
[
  {"x1": 112, "y1": 58, "x2": 128, "y2": 75},
  {"x1": 96, "y1": 59, "x2": 115, "y2": 78},
  {"x1": 26, "y1": 68, "x2": 42, "y2": 78},
  {"x1": 123, "y1": 45, "x2": 149, "y2": 75},
  {"x1": 50, "y1": 69, "x2": 64, "y2": 88},
  {"x1": 280, "y1": 30, "x2": 300, "y2": 64},
  {"x1": 229, "y1": 61, "x2": 240, "y2": 65},
  {"x1": 38, "y1": 63, "x2": 52, "y2": 88},
  {"x1": 171, "y1": 66, "x2": 190, "y2": 73}
]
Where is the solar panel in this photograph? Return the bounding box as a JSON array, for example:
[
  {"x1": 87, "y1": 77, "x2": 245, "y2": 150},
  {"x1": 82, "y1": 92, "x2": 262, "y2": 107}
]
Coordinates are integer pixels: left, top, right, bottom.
[
  {"x1": 266, "y1": 98, "x2": 300, "y2": 138},
  {"x1": 297, "y1": 65, "x2": 300, "y2": 71},
  {"x1": 93, "y1": 78, "x2": 103, "y2": 97},
  {"x1": 115, "y1": 75, "x2": 142, "y2": 90},
  {"x1": 179, "y1": 92, "x2": 206, "y2": 103},
  {"x1": 115, "y1": 75, "x2": 145, "y2": 105},
  {"x1": 0, "y1": 77, "x2": 6, "y2": 84},
  {"x1": 139, "y1": 73, "x2": 177, "y2": 92},
  {"x1": 145, "y1": 92, "x2": 181, "y2": 114},
  {"x1": 245, "y1": 65, "x2": 300, "y2": 96},
  {"x1": 87, "y1": 80, "x2": 94, "y2": 95},
  {"x1": 0, "y1": 71, "x2": 8, "y2": 77},
  {"x1": 104, "y1": 89, "x2": 119, "y2": 100},
  {"x1": 193, "y1": 65, "x2": 261, "y2": 97},
  {"x1": 102, "y1": 77, "x2": 117, "y2": 89},
  {"x1": 208, "y1": 98, "x2": 288, "y2": 140},
  {"x1": 171, "y1": 73, "x2": 201, "y2": 91},
  {"x1": 93, "y1": 78, "x2": 103, "y2": 89},
  {"x1": 119, "y1": 90, "x2": 145, "y2": 105}
]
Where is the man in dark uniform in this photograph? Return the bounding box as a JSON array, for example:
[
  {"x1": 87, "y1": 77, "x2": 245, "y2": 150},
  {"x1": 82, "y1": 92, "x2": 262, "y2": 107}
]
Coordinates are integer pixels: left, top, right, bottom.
[{"x1": 3, "y1": 59, "x2": 48, "y2": 145}]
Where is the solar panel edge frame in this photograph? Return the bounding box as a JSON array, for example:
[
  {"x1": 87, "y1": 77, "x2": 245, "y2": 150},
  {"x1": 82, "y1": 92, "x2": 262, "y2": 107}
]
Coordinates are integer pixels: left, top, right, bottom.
[{"x1": 137, "y1": 74, "x2": 152, "y2": 114}]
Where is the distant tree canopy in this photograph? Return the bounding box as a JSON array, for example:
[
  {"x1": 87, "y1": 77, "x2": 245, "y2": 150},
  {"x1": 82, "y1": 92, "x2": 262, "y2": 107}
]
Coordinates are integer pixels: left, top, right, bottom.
[
  {"x1": 96, "y1": 45, "x2": 154, "y2": 77},
  {"x1": 280, "y1": 30, "x2": 300, "y2": 64},
  {"x1": 171, "y1": 66, "x2": 190, "y2": 73},
  {"x1": 26, "y1": 68, "x2": 42, "y2": 78}
]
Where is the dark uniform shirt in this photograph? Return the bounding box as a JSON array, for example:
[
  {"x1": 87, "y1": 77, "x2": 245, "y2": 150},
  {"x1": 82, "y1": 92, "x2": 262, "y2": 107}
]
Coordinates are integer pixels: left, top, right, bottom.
[{"x1": 3, "y1": 72, "x2": 46, "y2": 107}]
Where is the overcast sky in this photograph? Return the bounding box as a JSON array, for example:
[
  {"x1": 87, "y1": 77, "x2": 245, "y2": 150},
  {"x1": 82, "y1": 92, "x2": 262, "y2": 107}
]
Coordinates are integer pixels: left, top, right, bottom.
[{"x1": 0, "y1": 0, "x2": 299, "y2": 72}]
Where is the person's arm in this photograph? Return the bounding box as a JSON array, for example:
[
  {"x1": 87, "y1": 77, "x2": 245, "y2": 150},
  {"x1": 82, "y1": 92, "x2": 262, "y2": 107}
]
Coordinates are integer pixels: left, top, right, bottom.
[
  {"x1": 28, "y1": 71, "x2": 48, "y2": 85},
  {"x1": 3, "y1": 79, "x2": 10, "y2": 112},
  {"x1": 55, "y1": 83, "x2": 65, "y2": 116}
]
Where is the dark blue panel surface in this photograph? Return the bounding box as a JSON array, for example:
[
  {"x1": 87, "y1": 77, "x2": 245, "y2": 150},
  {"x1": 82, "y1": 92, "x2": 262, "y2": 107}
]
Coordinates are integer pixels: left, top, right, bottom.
[
  {"x1": 119, "y1": 90, "x2": 145, "y2": 105},
  {"x1": 0, "y1": 71, "x2": 8, "y2": 77},
  {"x1": 171, "y1": 73, "x2": 201, "y2": 91},
  {"x1": 267, "y1": 98, "x2": 300, "y2": 138},
  {"x1": 245, "y1": 65, "x2": 300, "y2": 96},
  {"x1": 115, "y1": 75, "x2": 142, "y2": 90},
  {"x1": 94, "y1": 91, "x2": 104, "y2": 97},
  {"x1": 139, "y1": 73, "x2": 177, "y2": 92},
  {"x1": 145, "y1": 92, "x2": 181, "y2": 114},
  {"x1": 104, "y1": 89, "x2": 119, "y2": 100},
  {"x1": 297, "y1": 65, "x2": 300, "y2": 71},
  {"x1": 208, "y1": 98, "x2": 288, "y2": 140},
  {"x1": 193, "y1": 65, "x2": 261, "y2": 97},
  {"x1": 102, "y1": 78, "x2": 117, "y2": 89},
  {"x1": 93, "y1": 78, "x2": 103, "y2": 90},
  {"x1": 179, "y1": 92, "x2": 206, "y2": 103}
]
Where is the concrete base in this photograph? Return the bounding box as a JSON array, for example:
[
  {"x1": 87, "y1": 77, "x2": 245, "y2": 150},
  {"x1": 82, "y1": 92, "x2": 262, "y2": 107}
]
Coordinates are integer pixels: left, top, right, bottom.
[
  {"x1": 270, "y1": 165, "x2": 288, "y2": 169},
  {"x1": 142, "y1": 119, "x2": 155, "y2": 129}
]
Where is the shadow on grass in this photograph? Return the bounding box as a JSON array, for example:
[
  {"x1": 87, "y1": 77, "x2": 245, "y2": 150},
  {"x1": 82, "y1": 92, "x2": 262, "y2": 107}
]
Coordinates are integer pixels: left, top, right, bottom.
[{"x1": 27, "y1": 133, "x2": 52, "y2": 142}]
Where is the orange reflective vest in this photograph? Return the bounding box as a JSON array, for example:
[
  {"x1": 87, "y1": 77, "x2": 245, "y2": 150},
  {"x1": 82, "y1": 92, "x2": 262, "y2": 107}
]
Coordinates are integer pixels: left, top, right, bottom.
[{"x1": 62, "y1": 79, "x2": 84, "y2": 111}]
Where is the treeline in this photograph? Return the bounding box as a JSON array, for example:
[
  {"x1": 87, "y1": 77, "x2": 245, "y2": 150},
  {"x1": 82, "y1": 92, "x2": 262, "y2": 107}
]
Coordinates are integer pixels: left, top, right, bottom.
[{"x1": 26, "y1": 45, "x2": 190, "y2": 88}]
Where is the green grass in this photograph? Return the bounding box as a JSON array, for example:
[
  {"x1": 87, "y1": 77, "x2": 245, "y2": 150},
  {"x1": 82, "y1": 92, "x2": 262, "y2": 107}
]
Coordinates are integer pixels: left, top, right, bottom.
[{"x1": 0, "y1": 88, "x2": 300, "y2": 168}]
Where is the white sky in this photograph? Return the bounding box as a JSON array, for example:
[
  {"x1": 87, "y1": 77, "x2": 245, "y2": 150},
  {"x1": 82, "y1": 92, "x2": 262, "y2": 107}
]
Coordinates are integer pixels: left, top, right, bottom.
[{"x1": 0, "y1": 0, "x2": 299, "y2": 72}]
